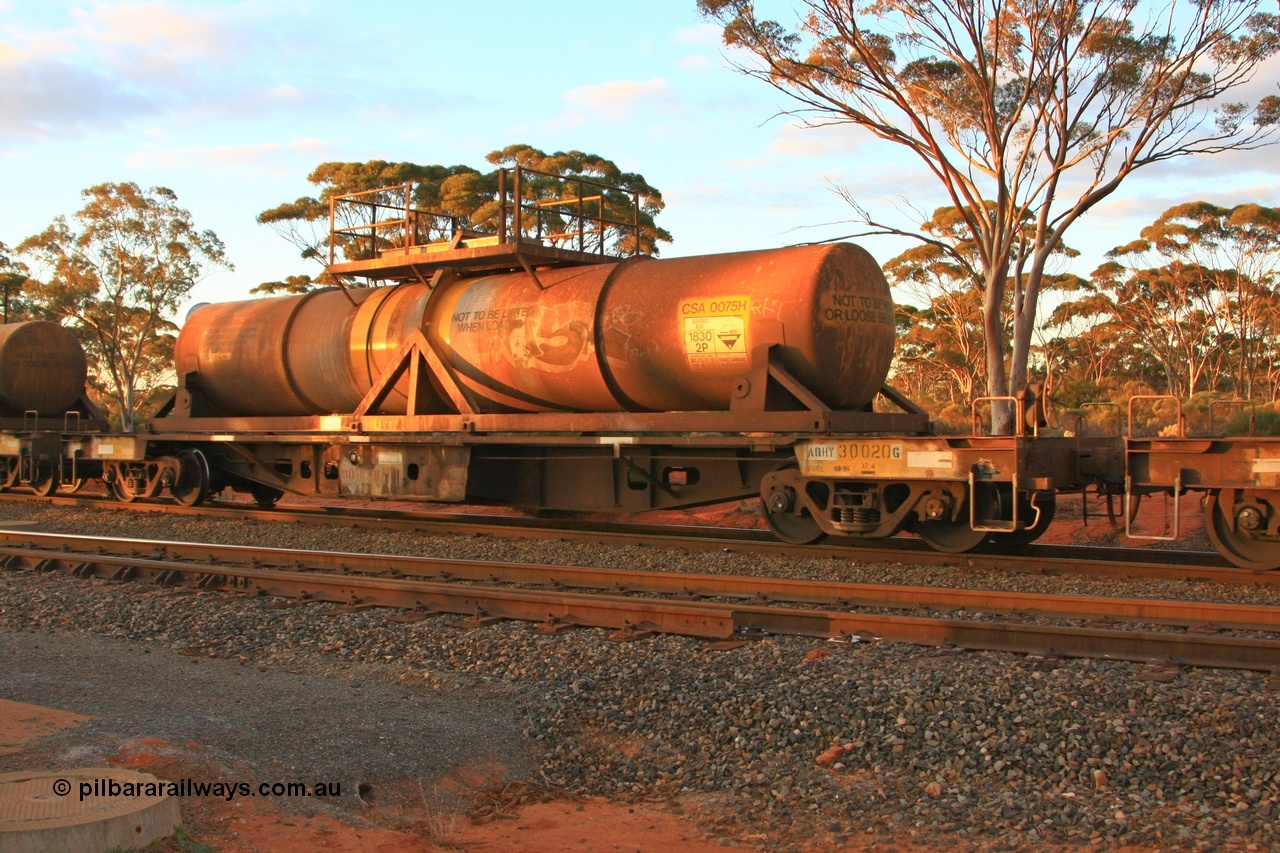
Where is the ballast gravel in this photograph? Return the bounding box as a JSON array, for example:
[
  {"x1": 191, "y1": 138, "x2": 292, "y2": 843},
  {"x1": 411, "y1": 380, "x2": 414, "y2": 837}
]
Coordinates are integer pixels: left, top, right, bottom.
[{"x1": 0, "y1": 501, "x2": 1278, "y2": 851}]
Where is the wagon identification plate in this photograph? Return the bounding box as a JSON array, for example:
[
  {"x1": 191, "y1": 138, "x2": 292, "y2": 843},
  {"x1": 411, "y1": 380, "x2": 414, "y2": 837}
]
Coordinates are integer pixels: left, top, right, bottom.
[
  {"x1": 798, "y1": 441, "x2": 903, "y2": 477},
  {"x1": 88, "y1": 436, "x2": 145, "y2": 460},
  {"x1": 797, "y1": 441, "x2": 959, "y2": 478},
  {"x1": 680, "y1": 296, "x2": 749, "y2": 371}
]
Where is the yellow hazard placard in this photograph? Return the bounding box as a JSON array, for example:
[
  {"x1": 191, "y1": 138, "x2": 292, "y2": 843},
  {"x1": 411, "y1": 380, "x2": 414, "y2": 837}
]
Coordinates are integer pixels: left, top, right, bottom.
[{"x1": 680, "y1": 296, "x2": 750, "y2": 371}]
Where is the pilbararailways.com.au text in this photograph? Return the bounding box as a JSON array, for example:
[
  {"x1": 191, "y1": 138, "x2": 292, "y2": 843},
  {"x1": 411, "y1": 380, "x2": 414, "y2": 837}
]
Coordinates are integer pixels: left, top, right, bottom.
[{"x1": 58, "y1": 777, "x2": 341, "y2": 802}]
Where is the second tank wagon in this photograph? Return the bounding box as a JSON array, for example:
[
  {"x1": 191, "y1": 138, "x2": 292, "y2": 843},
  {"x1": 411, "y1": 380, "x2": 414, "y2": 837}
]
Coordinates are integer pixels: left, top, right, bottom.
[{"x1": 0, "y1": 321, "x2": 89, "y2": 417}]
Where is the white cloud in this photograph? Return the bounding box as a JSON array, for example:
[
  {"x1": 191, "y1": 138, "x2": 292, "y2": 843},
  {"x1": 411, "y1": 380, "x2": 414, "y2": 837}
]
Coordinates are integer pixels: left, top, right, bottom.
[
  {"x1": 0, "y1": 47, "x2": 162, "y2": 140},
  {"x1": 676, "y1": 54, "x2": 713, "y2": 71},
  {"x1": 1143, "y1": 143, "x2": 1280, "y2": 185},
  {"x1": 1228, "y1": 52, "x2": 1280, "y2": 104},
  {"x1": 0, "y1": 3, "x2": 290, "y2": 142},
  {"x1": 672, "y1": 20, "x2": 732, "y2": 75},
  {"x1": 1093, "y1": 181, "x2": 1280, "y2": 227},
  {"x1": 767, "y1": 121, "x2": 874, "y2": 158},
  {"x1": 671, "y1": 172, "x2": 851, "y2": 216},
  {"x1": 561, "y1": 78, "x2": 681, "y2": 122},
  {"x1": 70, "y1": 3, "x2": 236, "y2": 74},
  {"x1": 674, "y1": 23, "x2": 722, "y2": 46},
  {"x1": 182, "y1": 85, "x2": 325, "y2": 123},
  {"x1": 125, "y1": 138, "x2": 332, "y2": 172}
]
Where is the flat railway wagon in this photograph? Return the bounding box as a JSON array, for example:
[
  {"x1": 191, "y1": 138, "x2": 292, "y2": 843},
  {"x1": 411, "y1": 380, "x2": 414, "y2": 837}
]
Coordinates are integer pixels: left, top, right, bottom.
[{"x1": 3, "y1": 166, "x2": 1280, "y2": 571}]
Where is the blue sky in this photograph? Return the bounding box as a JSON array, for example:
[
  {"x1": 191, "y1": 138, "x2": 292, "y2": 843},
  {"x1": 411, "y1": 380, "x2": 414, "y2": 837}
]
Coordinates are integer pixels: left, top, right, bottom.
[{"x1": 2, "y1": 0, "x2": 1278, "y2": 315}]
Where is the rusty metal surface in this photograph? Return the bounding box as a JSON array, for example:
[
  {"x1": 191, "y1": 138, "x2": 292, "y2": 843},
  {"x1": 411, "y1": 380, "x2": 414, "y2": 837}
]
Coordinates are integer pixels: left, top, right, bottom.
[
  {"x1": 3, "y1": 529, "x2": 1269, "y2": 630},
  {"x1": 330, "y1": 242, "x2": 624, "y2": 279},
  {"x1": 426, "y1": 263, "x2": 621, "y2": 412},
  {"x1": 178, "y1": 242, "x2": 898, "y2": 419},
  {"x1": 350, "y1": 285, "x2": 437, "y2": 413},
  {"x1": 599, "y1": 243, "x2": 894, "y2": 412},
  {"x1": 0, "y1": 322, "x2": 87, "y2": 416},
  {"x1": 1131, "y1": 436, "x2": 1280, "y2": 490},
  {"x1": 175, "y1": 287, "x2": 439, "y2": 418},
  {"x1": 428, "y1": 243, "x2": 900, "y2": 413},
  {"x1": 153, "y1": 408, "x2": 931, "y2": 435},
  {"x1": 2, "y1": 533, "x2": 1277, "y2": 671}
]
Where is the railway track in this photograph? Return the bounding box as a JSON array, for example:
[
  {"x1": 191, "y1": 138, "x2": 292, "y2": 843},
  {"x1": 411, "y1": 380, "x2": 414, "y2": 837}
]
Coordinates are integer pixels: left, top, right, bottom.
[
  {"x1": 2, "y1": 529, "x2": 1277, "y2": 672},
  {"x1": 1, "y1": 491, "x2": 1269, "y2": 586}
]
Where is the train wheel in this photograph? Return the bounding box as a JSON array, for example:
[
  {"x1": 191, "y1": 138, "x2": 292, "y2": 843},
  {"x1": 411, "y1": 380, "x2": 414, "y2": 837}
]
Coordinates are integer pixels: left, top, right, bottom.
[
  {"x1": 58, "y1": 478, "x2": 87, "y2": 494},
  {"x1": 249, "y1": 484, "x2": 284, "y2": 510},
  {"x1": 170, "y1": 450, "x2": 211, "y2": 508},
  {"x1": 29, "y1": 462, "x2": 59, "y2": 498},
  {"x1": 914, "y1": 485, "x2": 993, "y2": 554},
  {"x1": 1204, "y1": 490, "x2": 1280, "y2": 571},
  {"x1": 761, "y1": 464, "x2": 827, "y2": 545}
]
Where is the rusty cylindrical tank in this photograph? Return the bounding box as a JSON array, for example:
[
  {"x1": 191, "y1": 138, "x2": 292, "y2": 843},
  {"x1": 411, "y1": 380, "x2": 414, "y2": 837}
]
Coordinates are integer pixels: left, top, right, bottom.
[
  {"x1": 427, "y1": 243, "x2": 895, "y2": 412},
  {"x1": 0, "y1": 321, "x2": 88, "y2": 416},
  {"x1": 175, "y1": 286, "x2": 443, "y2": 416},
  {"x1": 174, "y1": 243, "x2": 895, "y2": 416}
]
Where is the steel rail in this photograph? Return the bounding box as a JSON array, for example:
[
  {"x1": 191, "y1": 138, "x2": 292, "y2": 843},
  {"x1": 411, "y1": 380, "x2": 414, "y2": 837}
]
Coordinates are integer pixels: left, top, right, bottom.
[
  {"x1": 0, "y1": 492, "x2": 1260, "y2": 586},
  {"x1": 1, "y1": 533, "x2": 1278, "y2": 671},
  {"x1": 0, "y1": 530, "x2": 1275, "y2": 632}
]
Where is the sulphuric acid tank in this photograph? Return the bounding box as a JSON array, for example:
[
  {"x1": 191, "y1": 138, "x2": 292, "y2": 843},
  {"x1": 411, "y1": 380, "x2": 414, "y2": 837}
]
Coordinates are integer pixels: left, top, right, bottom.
[
  {"x1": 0, "y1": 321, "x2": 88, "y2": 416},
  {"x1": 175, "y1": 285, "x2": 433, "y2": 416},
  {"x1": 174, "y1": 243, "x2": 896, "y2": 416}
]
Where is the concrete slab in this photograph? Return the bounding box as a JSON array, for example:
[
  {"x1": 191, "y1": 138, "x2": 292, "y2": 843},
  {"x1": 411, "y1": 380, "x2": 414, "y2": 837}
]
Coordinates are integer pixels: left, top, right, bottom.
[{"x1": 0, "y1": 767, "x2": 180, "y2": 853}]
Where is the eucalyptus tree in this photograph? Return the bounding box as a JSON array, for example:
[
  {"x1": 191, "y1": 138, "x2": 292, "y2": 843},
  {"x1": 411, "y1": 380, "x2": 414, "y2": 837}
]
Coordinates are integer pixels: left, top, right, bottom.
[
  {"x1": 1065, "y1": 255, "x2": 1224, "y2": 396},
  {"x1": 885, "y1": 240, "x2": 990, "y2": 405},
  {"x1": 699, "y1": 0, "x2": 1280, "y2": 429},
  {"x1": 19, "y1": 183, "x2": 231, "y2": 430},
  {"x1": 0, "y1": 242, "x2": 34, "y2": 323},
  {"x1": 1140, "y1": 202, "x2": 1280, "y2": 397}
]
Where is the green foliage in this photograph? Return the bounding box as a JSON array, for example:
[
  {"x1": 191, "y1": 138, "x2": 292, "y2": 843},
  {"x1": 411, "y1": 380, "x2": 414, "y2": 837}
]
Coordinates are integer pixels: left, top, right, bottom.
[
  {"x1": 934, "y1": 403, "x2": 973, "y2": 435},
  {"x1": 885, "y1": 205, "x2": 1053, "y2": 406},
  {"x1": 1125, "y1": 394, "x2": 1185, "y2": 438},
  {"x1": 17, "y1": 183, "x2": 230, "y2": 430},
  {"x1": 1053, "y1": 378, "x2": 1106, "y2": 410},
  {"x1": 258, "y1": 145, "x2": 671, "y2": 287},
  {"x1": 127, "y1": 824, "x2": 216, "y2": 853},
  {"x1": 0, "y1": 241, "x2": 39, "y2": 323},
  {"x1": 1061, "y1": 405, "x2": 1125, "y2": 438},
  {"x1": 251, "y1": 273, "x2": 335, "y2": 295},
  {"x1": 1225, "y1": 405, "x2": 1280, "y2": 436}
]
